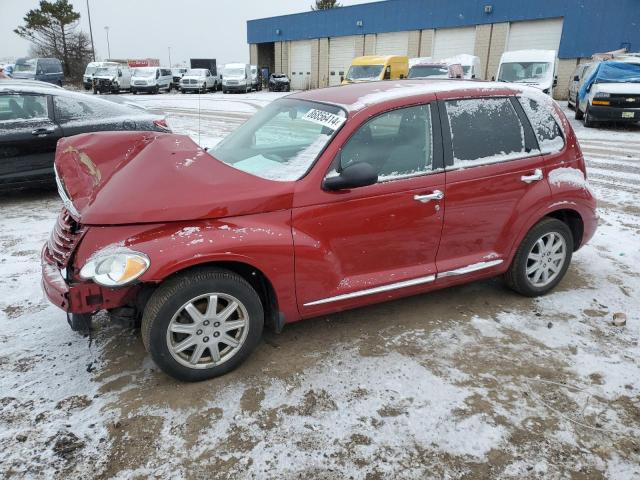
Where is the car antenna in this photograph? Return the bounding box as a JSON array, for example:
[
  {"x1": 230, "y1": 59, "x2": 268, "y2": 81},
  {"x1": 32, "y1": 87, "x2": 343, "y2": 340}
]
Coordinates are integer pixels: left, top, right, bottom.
[{"x1": 198, "y1": 89, "x2": 202, "y2": 147}]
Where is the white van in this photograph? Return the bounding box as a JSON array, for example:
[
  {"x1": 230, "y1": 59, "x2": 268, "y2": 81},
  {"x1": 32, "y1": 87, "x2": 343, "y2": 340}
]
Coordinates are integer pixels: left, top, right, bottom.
[
  {"x1": 130, "y1": 67, "x2": 172, "y2": 94},
  {"x1": 92, "y1": 64, "x2": 132, "y2": 94},
  {"x1": 497, "y1": 50, "x2": 558, "y2": 95},
  {"x1": 222, "y1": 63, "x2": 251, "y2": 94},
  {"x1": 443, "y1": 54, "x2": 482, "y2": 79}
]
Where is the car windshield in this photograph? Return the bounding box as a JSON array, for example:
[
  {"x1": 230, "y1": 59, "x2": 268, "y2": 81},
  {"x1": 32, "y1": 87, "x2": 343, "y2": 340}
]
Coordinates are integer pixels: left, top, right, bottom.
[
  {"x1": 498, "y1": 62, "x2": 551, "y2": 83},
  {"x1": 15, "y1": 61, "x2": 36, "y2": 73},
  {"x1": 85, "y1": 65, "x2": 98, "y2": 75},
  {"x1": 409, "y1": 65, "x2": 449, "y2": 78},
  {"x1": 133, "y1": 67, "x2": 156, "y2": 77},
  {"x1": 95, "y1": 67, "x2": 117, "y2": 75},
  {"x1": 211, "y1": 99, "x2": 346, "y2": 182},
  {"x1": 272, "y1": 75, "x2": 287, "y2": 79},
  {"x1": 187, "y1": 69, "x2": 207, "y2": 76},
  {"x1": 346, "y1": 65, "x2": 383, "y2": 81},
  {"x1": 224, "y1": 67, "x2": 245, "y2": 77},
  {"x1": 462, "y1": 65, "x2": 471, "y2": 75}
]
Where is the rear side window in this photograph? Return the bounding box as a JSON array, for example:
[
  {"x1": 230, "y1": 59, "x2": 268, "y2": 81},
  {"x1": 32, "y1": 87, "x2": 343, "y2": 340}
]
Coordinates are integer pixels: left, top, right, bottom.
[
  {"x1": 518, "y1": 97, "x2": 564, "y2": 154},
  {"x1": 54, "y1": 94, "x2": 130, "y2": 122},
  {"x1": 445, "y1": 97, "x2": 526, "y2": 168},
  {"x1": 0, "y1": 94, "x2": 49, "y2": 121}
]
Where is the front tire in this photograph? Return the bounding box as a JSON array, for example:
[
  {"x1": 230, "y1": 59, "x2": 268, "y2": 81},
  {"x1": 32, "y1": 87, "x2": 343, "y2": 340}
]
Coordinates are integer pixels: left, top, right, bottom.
[
  {"x1": 141, "y1": 268, "x2": 264, "y2": 382},
  {"x1": 575, "y1": 102, "x2": 584, "y2": 120},
  {"x1": 504, "y1": 218, "x2": 573, "y2": 297}
]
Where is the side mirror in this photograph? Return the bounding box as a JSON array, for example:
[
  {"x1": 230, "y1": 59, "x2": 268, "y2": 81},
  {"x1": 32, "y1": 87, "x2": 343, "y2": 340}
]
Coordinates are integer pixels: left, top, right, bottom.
[
  {"x1": 340, "y1": 75, "x2": 344, "y2": 82},
  {"x1": 399, "y1": 74, "x2": 405, "y2": 79},
  {"x1": 491, "y1": 75, "x2": 495, "y2": 81},
  {"x1": 323, "y1": 162, "x2": 378, "y2": 191},
  {"x1": 118, "y1": 71, "x2": 122, "y2": 77},
  {"x1": 472, "y1": 74, "x2": 476, "y2": 79},
  {"x1": 573, "y1": 75, "x2": 580, "y2": 81},
  {"x1": 553, "y1": 75, "x2": 558, "y2": 87},
  {"x1": 156, "y1": 71, "x2": 159, "y2": 79},
  {"x1": 383, "y1": 69, "x2": 391, "y2": 80}
]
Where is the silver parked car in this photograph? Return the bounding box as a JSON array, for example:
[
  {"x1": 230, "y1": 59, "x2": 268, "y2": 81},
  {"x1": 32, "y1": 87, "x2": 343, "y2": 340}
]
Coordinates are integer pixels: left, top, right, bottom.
[{"x1": 567, "y1": 63, "x2": 591, "y2": 109}]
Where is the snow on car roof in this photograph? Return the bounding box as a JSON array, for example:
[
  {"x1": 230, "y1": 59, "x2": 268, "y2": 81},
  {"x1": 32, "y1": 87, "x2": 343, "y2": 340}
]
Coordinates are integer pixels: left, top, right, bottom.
[{"x1": 289, "y1": 80, "x2": 528, "y2": 112}]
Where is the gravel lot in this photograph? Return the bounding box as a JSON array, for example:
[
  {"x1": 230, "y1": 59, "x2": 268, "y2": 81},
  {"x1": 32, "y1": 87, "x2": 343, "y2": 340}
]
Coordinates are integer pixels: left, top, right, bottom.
[{"x1": 1, "y1": 91, "x2": 639, "y2": 479}]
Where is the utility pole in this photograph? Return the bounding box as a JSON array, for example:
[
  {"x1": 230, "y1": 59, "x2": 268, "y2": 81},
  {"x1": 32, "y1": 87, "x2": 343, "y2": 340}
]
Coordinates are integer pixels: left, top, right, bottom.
[
  {"x1": 104, "y1": 26, "x2": 111, "y2": 59},
  {"x1": 168, "y1": 46, "x2": 172, "y2": 67},
  {"x1": 86, "y1": 0, "x2": 95, "y2": 61}
]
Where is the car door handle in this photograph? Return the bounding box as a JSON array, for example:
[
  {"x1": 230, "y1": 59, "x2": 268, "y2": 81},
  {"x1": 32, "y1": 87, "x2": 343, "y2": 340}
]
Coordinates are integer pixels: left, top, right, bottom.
[
  {"x1": 521, "y1": 169, "x2": 543, "y2": 184},
  {"x1": 32, "y1": 127, "x2": 55, "y2": 136},
  {"x1": 414, "y1": 190, "x2": 444, "y2": 203}
]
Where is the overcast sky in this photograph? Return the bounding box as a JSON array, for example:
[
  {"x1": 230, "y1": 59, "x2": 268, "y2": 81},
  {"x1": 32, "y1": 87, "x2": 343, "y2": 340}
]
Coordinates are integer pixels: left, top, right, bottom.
[{"x1": 1, "y1": 0, "x2": 374, "y2": 66}]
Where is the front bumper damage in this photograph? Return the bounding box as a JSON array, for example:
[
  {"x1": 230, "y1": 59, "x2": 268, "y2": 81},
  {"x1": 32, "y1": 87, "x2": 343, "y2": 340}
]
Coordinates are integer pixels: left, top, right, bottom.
[{"x1": 41, "y1": 247, "x2": 139, "y2": 314}]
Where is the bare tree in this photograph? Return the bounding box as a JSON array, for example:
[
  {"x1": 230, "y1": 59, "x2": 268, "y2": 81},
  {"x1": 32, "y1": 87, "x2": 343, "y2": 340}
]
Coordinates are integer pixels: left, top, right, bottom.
[{"x1": 14, "y1": 0, "x2": 91, "y2": 81}]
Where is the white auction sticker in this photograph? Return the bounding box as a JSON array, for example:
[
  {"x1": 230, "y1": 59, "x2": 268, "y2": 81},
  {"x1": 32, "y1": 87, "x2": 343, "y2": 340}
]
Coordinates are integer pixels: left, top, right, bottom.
[{"x1": 301, "y1": 109, "x2": 346, "y2": 130}]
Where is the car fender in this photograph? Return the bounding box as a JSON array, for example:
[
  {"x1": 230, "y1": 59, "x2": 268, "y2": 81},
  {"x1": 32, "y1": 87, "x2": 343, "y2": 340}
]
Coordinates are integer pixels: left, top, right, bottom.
[
  {"x1": 74, "y1": 211, "x2": 299, "y2": 322},
  {"x1": 505, "y1": 198, "x2": 594, "y2": 265}
]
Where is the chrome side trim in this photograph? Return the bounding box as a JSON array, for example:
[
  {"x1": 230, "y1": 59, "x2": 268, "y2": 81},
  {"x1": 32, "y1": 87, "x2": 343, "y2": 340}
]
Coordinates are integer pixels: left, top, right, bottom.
[
  {"x1": 54, "y1": 164, "x2": 80, "y2": 218},
  {"x1": 303, "y1": 274, "x2": 436, "y2": 307},
  {"x1": 437, "y1": 259, "x2": 504, "y2": 279}
]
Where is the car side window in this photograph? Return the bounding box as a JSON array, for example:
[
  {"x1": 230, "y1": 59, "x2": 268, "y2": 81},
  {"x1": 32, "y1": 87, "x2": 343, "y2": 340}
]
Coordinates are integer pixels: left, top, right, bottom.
[
  {"x1": 0, "y1": 94, "x2": 49, "y2": 121},
  {"x1": 54, "y1": 95, "x2": 95, "y2": 122},
  {"x1": 518, "y1": 97, "x2": 564, "y2": 154},
  {"x1": 339, "y1": 104, "x2": 433, "y2": 181},
  {"x1": 445, "y1": 97, "x2": 526, "y2": 168}
]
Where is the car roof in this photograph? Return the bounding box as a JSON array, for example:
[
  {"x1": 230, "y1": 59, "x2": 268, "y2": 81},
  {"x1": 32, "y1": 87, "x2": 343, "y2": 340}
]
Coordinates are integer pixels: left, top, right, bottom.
[
  {"x1": 0, "y1": 79, "x2": 63, "y2": 89},
  {"x1": 288, "y1": 79, "x2": 529, "y2": 112}
]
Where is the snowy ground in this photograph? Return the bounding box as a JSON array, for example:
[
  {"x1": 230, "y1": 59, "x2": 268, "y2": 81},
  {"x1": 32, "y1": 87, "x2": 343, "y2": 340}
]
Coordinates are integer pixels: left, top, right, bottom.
[{"x1": 1, "y1": 92, "x2": 639, "y2": 479}]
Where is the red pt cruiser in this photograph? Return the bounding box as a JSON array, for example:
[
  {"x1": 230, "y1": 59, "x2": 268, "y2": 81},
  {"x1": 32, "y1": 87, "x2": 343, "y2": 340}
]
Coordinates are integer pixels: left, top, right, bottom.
[{"x1": 42, "y1": 80, "x2": 597, "y2": 381}]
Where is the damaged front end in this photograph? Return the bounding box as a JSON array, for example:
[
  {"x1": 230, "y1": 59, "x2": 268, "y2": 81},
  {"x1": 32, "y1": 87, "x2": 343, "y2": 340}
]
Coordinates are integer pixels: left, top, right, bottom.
[{"x1": 92, "y1": 76, "x2": 119, "y2": 94}]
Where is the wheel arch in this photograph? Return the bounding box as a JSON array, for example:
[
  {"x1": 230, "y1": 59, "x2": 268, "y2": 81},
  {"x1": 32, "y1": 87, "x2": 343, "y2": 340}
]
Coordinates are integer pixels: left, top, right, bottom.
[
  {"x1": 508, "y1": 205, "x2": 586, "y2": 266},
  {"x1": 545, "y1": 208, "x2": 584, "y2": 251},
  {"x1": 148, "y1": 259, "x2": 283, "y2": 332}
]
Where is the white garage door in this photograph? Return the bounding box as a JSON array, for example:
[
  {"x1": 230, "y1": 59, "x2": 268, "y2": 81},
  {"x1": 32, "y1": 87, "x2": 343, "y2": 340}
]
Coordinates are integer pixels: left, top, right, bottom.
[
  {"x1": 289, "y1": 40, "x2": 312, "y2": 90},
  {"x1": 432, "y1": 27, "x2": 476, "y2": 60},
  {"x1": 329, "y1": 36, "x2": 358, "y2": 86},
  {"x1": 507, "y1": 18, "x2": 563, "y2": 52},
  {"x1": 375, "y1": 32, "x2": 409, "y2": 56}
]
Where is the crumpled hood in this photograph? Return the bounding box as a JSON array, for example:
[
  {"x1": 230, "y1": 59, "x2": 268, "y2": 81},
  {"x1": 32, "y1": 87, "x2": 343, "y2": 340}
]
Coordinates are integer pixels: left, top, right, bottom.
[{"x1": 55, "y1": 132, "x2": 294, "y2": 225}]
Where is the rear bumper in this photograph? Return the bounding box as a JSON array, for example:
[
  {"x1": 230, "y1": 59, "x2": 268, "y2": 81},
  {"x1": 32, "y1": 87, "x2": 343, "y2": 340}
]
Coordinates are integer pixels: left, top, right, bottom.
[
  {"x1": 580, "y1": 206, "x2": 599, "y2": 249},
  {"x1": 41, "y1": 247, "x2": 139, "y2": 314},
  {"x1": 588, "y1": 104, "x2": 640, "y2": 122}
]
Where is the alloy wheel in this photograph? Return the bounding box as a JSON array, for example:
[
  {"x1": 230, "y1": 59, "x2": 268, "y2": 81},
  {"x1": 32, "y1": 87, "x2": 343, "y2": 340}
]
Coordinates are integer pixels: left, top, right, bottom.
[
  {"x1": 166, "y1": 293, "x2": 249, "y2": 369},
  {"x1": 526, "y1": 232, "x2": 567, "y2": 288}
]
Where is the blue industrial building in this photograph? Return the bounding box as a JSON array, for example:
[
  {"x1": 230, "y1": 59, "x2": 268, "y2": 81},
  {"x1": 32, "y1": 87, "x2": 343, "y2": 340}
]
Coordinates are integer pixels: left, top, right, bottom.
[{"x1": 247, "y1": 0, "x2": 640, "y2": 98}]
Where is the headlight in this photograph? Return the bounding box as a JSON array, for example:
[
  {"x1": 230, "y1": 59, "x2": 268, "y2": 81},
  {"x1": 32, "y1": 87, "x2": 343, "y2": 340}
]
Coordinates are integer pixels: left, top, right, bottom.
[
  {"x1": 594, "y1": 92, "x2": 610, "y2": 98},
  {"x1": 80, "y1": 248, "x2": 150, "y2": 287}
]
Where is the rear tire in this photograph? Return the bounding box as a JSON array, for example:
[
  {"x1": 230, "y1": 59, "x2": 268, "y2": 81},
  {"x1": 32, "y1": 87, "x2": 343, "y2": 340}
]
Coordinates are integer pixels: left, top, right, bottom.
[
  {"x1": 504, "y1": 218, "x2": 573, "y2": 297},
  {"x1": 575, "y1": 102, "x2": 584, "y2": 120},
  {"x1": 141, "y1": 268, "x2": 264, "y2": 382}
]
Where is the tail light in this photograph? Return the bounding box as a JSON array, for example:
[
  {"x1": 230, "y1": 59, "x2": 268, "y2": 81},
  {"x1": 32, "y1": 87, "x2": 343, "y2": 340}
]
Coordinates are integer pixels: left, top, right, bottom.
[{"x1": 153, "y1": 118, "x2": 171, "y2": 132}]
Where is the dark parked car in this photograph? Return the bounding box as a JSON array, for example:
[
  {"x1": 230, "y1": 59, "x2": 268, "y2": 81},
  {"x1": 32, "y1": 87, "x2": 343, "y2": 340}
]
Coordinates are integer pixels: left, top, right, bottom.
[
  {"x1": 268, "y1": 73, "x2": 291, "y2": 92},
  {"x1": 0, "y1": 83, "x2": 170, "y2": 190},
  {"x1": 12, "y1": 57, "x2": 64, "y2": 86}
]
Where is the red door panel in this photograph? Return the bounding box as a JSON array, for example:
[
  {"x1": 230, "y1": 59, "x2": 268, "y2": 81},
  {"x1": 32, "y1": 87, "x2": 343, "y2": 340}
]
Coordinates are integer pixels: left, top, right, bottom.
[
  {"x1": 293, "y1": 174, "x2": 445, "y2": 317},
  {"x1": 436, "y1": 156, "x2": 551, "y2": 274}
]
